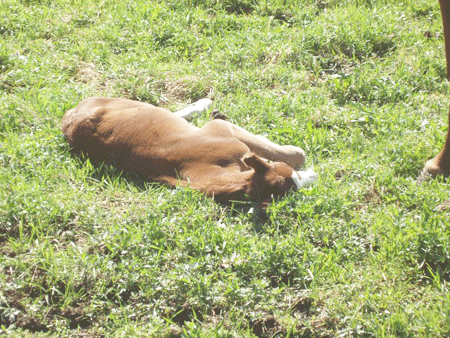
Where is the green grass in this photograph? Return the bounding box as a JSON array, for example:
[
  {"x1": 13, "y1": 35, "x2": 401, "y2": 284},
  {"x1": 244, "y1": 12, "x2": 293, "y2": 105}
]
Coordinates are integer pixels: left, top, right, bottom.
[{"x1": 1, "y1": 0, "x2": 450, "y2": 337}]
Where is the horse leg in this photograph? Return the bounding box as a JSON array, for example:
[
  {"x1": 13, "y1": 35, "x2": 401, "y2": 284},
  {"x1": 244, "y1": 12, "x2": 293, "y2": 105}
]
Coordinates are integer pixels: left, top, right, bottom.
[{"x1": 421, "y1": 0, "x2": 450, "y2": 178}]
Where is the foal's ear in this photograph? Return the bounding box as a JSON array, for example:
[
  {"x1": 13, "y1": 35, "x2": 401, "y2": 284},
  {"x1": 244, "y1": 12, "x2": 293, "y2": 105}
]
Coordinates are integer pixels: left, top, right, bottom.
[{"x1": 243, "y1": 154, "x2": 271, "y2": 174}]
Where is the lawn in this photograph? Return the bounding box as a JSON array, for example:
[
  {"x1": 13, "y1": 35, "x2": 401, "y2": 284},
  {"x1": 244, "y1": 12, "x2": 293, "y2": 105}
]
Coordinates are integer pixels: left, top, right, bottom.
[{"x1": 1, "y1": 0, "x2": 449, "y2": 337}]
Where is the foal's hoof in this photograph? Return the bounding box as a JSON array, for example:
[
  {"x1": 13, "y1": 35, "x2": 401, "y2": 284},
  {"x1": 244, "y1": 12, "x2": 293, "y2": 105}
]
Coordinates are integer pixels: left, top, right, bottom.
[
  {"x1": 211, "y1": 109, "x2": 228, "y2": 120},
  {"x1": 282, "y1": 145, "x2": 306, "y2": 169}
]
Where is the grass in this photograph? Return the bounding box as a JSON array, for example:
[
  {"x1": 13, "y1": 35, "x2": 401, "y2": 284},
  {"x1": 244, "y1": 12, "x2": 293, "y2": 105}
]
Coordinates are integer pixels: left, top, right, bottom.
[{"x1": 1, "y1": 0, "x2": 450, "y2": 336}]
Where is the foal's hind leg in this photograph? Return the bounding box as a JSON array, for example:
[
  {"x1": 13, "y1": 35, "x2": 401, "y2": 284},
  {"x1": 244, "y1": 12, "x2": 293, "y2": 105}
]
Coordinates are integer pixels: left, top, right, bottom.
[{"x1": 173, "y1": 99, "x2": 213, "y2": 120}]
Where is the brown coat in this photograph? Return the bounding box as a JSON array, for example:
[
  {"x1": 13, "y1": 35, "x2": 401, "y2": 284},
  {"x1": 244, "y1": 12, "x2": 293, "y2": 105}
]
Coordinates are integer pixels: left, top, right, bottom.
[{"x1": 61, "y1": 97, "x2": 315, "y2": 205}]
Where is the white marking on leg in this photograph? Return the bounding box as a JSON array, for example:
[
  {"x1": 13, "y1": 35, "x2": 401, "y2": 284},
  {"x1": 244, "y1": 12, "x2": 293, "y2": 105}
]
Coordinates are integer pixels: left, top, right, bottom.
[
  {"x1": 173, "y1": 98, "x2": 213, "y2": 120},
  {"x1": 291, "y1": 168, "x2": 317, "y2": 189}
]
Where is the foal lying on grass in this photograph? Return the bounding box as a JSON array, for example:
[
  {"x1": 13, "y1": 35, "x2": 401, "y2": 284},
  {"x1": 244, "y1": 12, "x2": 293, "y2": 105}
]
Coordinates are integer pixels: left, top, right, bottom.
[{"x1": 61, "y1": 97, "x2": 316, "y2": 206}]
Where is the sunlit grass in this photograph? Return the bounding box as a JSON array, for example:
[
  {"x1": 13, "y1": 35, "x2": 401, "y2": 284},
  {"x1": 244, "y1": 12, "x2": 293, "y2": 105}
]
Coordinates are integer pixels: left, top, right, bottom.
[{"x1": 1, "y1": 0, "x2": 449, "y2": 337}]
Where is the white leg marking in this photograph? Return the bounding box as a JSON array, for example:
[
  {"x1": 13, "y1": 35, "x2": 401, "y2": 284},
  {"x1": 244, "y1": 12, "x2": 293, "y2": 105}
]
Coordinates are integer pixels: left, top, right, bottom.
[
  {"x1": 291, "y1": 168, "x2": 317, "y2": 189},
  {"x1": 173, "y1": 98, "x2": 213, "y2": 120}
]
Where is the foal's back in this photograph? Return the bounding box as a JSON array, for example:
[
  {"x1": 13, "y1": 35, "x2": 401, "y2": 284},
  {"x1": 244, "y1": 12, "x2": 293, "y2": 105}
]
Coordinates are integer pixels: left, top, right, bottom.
[{"x1": 61, "y1": 97, "x2": 249, "y2": 177}]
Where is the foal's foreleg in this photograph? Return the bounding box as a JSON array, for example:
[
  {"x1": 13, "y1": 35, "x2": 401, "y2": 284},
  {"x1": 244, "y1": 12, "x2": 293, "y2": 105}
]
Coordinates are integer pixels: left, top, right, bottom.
[
  {"x1": 229, "y1": 123, "x2": 306, "y2": 169},
  {"x1": 190, "y1": 108, "x2": 306, "y2": 169}
]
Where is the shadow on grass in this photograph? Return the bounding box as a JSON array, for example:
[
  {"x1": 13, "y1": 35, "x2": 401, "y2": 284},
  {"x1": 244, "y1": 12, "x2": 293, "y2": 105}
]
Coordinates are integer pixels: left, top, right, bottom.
[{"x1": 69, "y1": 149, "x2": 272, "y2": 223}]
